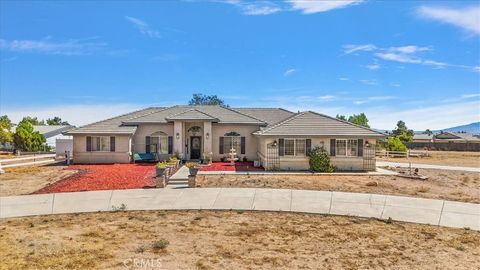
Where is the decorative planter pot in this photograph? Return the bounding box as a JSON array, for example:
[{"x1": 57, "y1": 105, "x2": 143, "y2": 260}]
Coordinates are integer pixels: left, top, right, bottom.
[
  {"x1": 189, "y1": 168, "x2": 199, "y2": 176},
  {"x1": 156, "y1": 167, "x2": 166, "y2": 177}
]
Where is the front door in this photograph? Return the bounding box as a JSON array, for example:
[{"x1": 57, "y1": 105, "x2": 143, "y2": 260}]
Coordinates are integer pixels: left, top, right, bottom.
[{"x1": 190, "y1": 136, "x2": 201, "y2": 160}]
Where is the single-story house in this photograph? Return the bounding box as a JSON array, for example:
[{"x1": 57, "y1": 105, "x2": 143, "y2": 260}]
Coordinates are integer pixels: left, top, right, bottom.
[
  {"x1": 410, "y1": 132, "x2": 480, "y2": 151},
  {"x1": 65, "y1": 105, "x2": 385, "y2": 171}
]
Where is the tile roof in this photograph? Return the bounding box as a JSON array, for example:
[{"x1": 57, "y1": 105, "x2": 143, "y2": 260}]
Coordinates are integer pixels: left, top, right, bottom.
[
  {"x1": 123, "y1": 105, "x2": 266, "y2": 124},
  {"x1": 413, "y1": 134, "x2": 433, "y2": 140},
  {"x1": 232, "y1": 108, "x2": 295, "y2": 126},
  {"x1": 32, "y1": 125, "x2": 74, "y2": 138},
  {"x1": 253, "y1": 111, "x2": 385, "y2": 137},
  {"x1": 65, "y1": 107, "x2": 164, "y2": 134},
  {"x1": 165, "y1": 109, "x2": 219, "y2": 121}
]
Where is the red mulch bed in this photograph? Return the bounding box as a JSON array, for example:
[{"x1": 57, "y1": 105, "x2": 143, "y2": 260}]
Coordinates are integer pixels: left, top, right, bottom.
[
  {"x1": 35, "y1": 164, "x2": 156, "y2": 194},
  {"x1": 199, "y1": 162, "x2": 263, "y2": 172}
]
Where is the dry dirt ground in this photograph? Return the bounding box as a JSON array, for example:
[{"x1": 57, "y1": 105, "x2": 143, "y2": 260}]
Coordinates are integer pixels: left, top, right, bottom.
[
  {"x1": 1, "y1": 211, "x2": 479, "y2": 269},
  {"x1": 197, "y1": 168, "x2": 480, "y2": 203},
  {"x1": 0, "y1": 166, "x2": 77, "y2": 196},
  {"x1": 377, "y1": 151, "x2": 480, "y2": 167}
]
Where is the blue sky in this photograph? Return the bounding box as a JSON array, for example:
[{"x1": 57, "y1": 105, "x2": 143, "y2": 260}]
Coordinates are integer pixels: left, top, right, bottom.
[{"x1": 0, "y1": 0, "x2": 479, "y2": 130}]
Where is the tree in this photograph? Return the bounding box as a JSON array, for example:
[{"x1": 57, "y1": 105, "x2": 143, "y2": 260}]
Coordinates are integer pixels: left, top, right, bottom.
[
  {"x1": 0, "y1": 115, "x2": 13, "y2": 144},
  {"x1": 46, "y1": 116, "x2": 69, "y2": 125},
  {"x1": 336, "y1": 114, "x2": 347, "y2": 121},
  {"x1": 386, "y1": 137, "x2": 407, "y2": 152},
  {"x1": 392, "y1": 120, "x2": 414, "y2": 143},
  {"x1": 21, "y1": 116, "x2": 45, "y2": 126},
  {"x1": 347, "y1": 113, "x2": 370, "y2": 128},
  {"x1": 423, "y1": 129, "x2": 433, "y2": 136},
  {"x1": 308, "y1": 146, "x2": 334, "y2": 172},
  {"x1": 188, "y1": 94, "x2": 228, "y2": 106},
  {"x1": 13, "y1": 119, "x2": 46, "y2": 151}
]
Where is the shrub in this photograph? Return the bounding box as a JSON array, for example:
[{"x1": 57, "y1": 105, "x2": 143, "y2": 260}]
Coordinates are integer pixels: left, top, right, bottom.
[
  {"x1": 308, "y1": 146, "x2": 334, "y2": 172},
  {"x1": 386, "y1": 137, "x2": 407, "y2": 152},
  {"x1": 156, "y1": 161, "x2": 167, "y2": 168},
  {"x1": 152, "y1": 239, "x2": 169, "y2": 250}
]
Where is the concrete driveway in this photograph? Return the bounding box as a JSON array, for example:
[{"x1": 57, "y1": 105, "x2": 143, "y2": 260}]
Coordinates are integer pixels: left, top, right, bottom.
[{"x1": 1, "y1": 188, "x2": 478, "y2": 230}]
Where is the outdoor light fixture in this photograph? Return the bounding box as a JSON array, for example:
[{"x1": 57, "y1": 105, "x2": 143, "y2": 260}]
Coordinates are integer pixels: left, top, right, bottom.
[
  {"x1": 272, "y1": 140, "x2": 277, "y2": 147},
  {"x1": 365, "y1": 141, "x2": 370, "y2": 147},
  {"x1": 206, "y1": 132, "x2": 210, "y2": 139},
  {"x1": 176, "y1": 132, "x2": 180, "y2": 139}
]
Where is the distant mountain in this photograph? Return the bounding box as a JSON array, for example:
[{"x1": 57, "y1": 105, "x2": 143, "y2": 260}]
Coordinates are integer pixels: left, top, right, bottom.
[{"x1": 437, "y1": 122, "x2": 480, "y2": 134}]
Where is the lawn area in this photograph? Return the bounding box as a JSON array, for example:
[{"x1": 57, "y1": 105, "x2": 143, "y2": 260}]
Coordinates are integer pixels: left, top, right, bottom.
[
  {"x1": 0, "y1": 166, "x2": 78, "y2": 197},
  {"x1": 1, "y1": 211, "x2": 479, "y2": 269},
  {"x1": 196, "y1": 168, "x2": 480, "y2": 203},
  {"x1": 377, "y1": 151, "x2": 480, "y2": 167}
]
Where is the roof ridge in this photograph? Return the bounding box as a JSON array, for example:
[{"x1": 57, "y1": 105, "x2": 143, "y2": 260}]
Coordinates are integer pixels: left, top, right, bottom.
[
  {"x1": 190, "y1": 108, "x2": 220, "y2": 119},
  {"x1": 224, "y1": 106, "x2": 267, "y2": 124},
  {"x1": 255, "y1": 111, "x2": 307, "y2": 134},
  {"x1": 166, "y1": 108, "x2": 218, "y2": 120},
  {"x1": 306, "y1": 111, "x2": 386, "y2": 136}
]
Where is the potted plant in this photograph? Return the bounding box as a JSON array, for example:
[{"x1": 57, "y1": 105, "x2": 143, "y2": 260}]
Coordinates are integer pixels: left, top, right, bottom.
[
  {"x1": 168, "y1": 156, "x2": 179, "y2": 168},
  {"x1": 185, "y1": 162, "x2": 199, "y2": 176},
  {"x1": 156, "y1": 161, "x2": 167, "y2": 177}
]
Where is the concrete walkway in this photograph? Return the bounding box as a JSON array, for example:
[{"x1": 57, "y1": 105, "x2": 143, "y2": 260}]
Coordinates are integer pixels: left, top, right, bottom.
[
  {"x1": 1, "y1": 188, "x2": 478, "y2": 230},
  {"x1": 377, "y1": 161, "x2": 480, "y2": 172}
]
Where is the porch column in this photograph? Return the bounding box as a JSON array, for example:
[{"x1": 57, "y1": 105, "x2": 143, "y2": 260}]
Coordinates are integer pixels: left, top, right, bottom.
[
  {"x1": 203, "y1": 122, "x2": 212, "y2": 154},
  {"x1": 173, "y1": 121, "x2": 184, "y2": 158}
]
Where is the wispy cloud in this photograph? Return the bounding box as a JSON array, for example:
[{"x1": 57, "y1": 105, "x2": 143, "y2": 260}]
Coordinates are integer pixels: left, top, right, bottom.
[
  {"x1": 0, "y1": 37, "x2": 106, "y2": 55},
  {"x1": 365, "y1": 63, "x2": 380, "y2": 70},
  {"x1": 287, "y1": 0, "x2": 364, "y2": 14},
  {"x1": 220, "y1": 0, "x2": 281, "y2": 15},
  {"x1": 417, "y1": 5, "x2": 480, "y2": 35},
  {"x1": 338, "y1": 77, "x2": 350, "y2": 81},
  {"x1": 342, "y1": 44, "x2": 377, "y2": 55},
  {"x1": 283, "y1": 68, "x2": 297, "y2": 76},
  {"x1": 125, "y1": 16, "x2": 161, "y2": 38},
  {"x1": 359, "y1": 79, "x2": 378, "y2": 86},
  {"x1": 318, "y1": 95, "x2": 335, "y2": 101}
]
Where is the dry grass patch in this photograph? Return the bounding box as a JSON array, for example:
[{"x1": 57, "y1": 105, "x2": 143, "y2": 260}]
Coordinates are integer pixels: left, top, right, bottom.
[
  {"x1": 377, "y1": 151, "x2": 480, "y2": 167},
  {"x1": 196, "y1": 168, "x2": 480, "y2": 203},
  {"x1": 0, "y1": 165, "x2": 77, "y2": 196},
  {"x1": 1, "y1": 211, "x2": 479, "y2": 269}
]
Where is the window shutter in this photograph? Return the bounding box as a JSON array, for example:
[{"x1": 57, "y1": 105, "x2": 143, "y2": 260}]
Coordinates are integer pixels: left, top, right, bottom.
[
  {"x1": 358, "y1": 139, "x2": 363, "y2": 157},
  {"x1": 330, "y1": 139, "x2": 336, "y2": 156},
  {"x1": 278, "y1": 138, "x2": 284, "y2": 156},
  {"x1": 219, "y1": 137, "x2": 224, "y2": 154},
  {"x1": 240, "y1": 136, "x2": 246, "y2": 155},
  {"x1": 168, "y1": 136, "x2": 173, "y2": 154},
  {"x1": 86, "y1": 136, "x2": 92, "y2": 152},
  {"x1": 145, "y1": 136, "x2": 151, "y2": 153},
  {"x1": 110, "y1": 136, "x2": 115, "y2": 152},
  {"x1": 305, "y1": 139, "x2": 311, "y2": 154}
]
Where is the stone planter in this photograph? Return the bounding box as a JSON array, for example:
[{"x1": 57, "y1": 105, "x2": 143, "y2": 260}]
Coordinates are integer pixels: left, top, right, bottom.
[
  {"x1": 188, "y1": 175, "x2": 196, "y2": 188},
  {"x1": 189, "y1": 168, "x2": 199, "y2": 176},
  {"x1": 155, "y1": 176, "x2": 166, "y2": 188},
  {"x1": 156, "y1": 167, "x2": 166, "y2": 177}
]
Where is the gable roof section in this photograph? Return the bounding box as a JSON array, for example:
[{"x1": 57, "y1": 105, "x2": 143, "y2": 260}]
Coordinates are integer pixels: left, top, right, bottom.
[
  {"x1": 123, "y1": 105, "x2": 265, "y2": 124},
  {"x1": 254, "y1": 111, "x2": 385, "y2": 137},
  {"x1": 232, "y1": 108, "x2": 295, "y2": 126},
  {"x1": 33, "y1": 125, "x2": 74, "y2": 138},
  {"x1": 65, "y1": 107, "x2": 165, "y2": 135},
  {"x1": 165, "y1": 109, "x2": 219, "y2": 121}
]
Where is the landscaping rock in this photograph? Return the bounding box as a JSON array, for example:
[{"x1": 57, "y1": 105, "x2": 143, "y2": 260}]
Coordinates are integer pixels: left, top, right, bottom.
[{"x1": 366, "y1": 181, "x2": 378, "y2": 187}]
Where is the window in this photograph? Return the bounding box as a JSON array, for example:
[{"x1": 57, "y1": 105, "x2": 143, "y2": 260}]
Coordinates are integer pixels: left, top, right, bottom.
[
  {"x1": 92, "y1": 136, "x2": 110, "y2": 152},
  {"x1": 151, "y1": 136, "x2": 168, "y2": 154},
  {"x1": 223, "y1": 135, "x2": 240, "y2": 154},
  {"x1": 336, "y1": 139, "x2": 358, "y2": 157},
  {"x1": 284, "y1": 138, "x2": 306, "y2": 156},
  {"x1": 336, "y1": 140, "x2": 346, "y2": 156},
  {"x1": 347, "y1": 139, "x2": 358, "y2": 156}
]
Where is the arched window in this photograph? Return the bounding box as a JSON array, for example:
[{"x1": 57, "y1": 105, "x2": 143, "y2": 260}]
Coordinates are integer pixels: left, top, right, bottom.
[
  {"x1": 150, "y1": 131, "x2": 168, "y2": 154},
  {"x1": 223, "y1": 131, "x2": 241, "y2": 154}
]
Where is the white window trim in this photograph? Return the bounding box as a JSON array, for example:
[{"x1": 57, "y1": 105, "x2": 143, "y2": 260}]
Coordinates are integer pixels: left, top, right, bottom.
[
  {"x1": 91, "y1": 136, "x2": 111, "y2": 152},
  {"x1": 151, "y1": 135, "x2": 169, "y2": 154},
  {"x1": 284, "y1": 138, "x2": 307, "y2": 157},
  {"x1": 335, "y1": 139, "x2": 358, "y2": 157},
  {"x1": 223, "y1": 135, "x2": 241, "y2": 153}
]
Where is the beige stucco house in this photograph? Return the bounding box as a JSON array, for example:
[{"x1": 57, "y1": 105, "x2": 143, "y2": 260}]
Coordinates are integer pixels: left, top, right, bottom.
[{"x1": 65, "y1": 105, "x2": 385, "y2": 171}]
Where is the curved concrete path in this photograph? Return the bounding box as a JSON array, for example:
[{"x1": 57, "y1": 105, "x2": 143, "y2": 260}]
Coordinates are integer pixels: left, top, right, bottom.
[
  {"x1": 1, "y1": 188, "x2": 478, "y2": 230},
  {"x1": 377, "y1": 161, "x2": 480, "y2": 172}
]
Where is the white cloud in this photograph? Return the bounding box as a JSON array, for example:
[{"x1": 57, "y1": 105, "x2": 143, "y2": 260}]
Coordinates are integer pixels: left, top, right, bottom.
[
  {"x1": 0, "y1": 37, "x2": 106, "y2": 55},
  {"x1": 389, "y1": 45, "x2": 431, "y2": 54},
  {"x1": 287, "y1": 0, "x2": 364, "y2": 14},
  {"x1": 417, "y1": 5, "x2": 480, "y2": 35},
  {"x1": 338, "y1": 77, "x2": 350, "y2": 81},
  {"x1": 283, "y1": 68, "x2": 297, "y2": 76},
  {"x1": 318, "y1": 95, "x2": 335, "y2": 101},
  {"x1": 374, "y1": 52, "x2": 422, "y2": 64},
  {"x1": 125, "y1": 16, "x2": 161, "y2": 38},
  {"x1": 390, "y1": 83, "x2": 401, "y2": 87},
  {"x1": 366, "y1": 63, "x2": 380, "y2": 70},
  {"x1": 343, "y1": 44, "x2": 377, "y2": 55},
  {"x1": 359, "y1": 79, "x2": 378, "y2": 86},
  {"x1": 242, "y1": 3, "x2": 281, "y2": 15}
]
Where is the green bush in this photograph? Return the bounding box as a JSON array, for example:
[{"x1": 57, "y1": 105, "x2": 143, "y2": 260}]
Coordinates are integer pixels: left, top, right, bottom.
[
  {"x1": 152, "y1": 239, "x2": 169, "y2": 250},
  {"x1": 308, "y1": 146, "x2": 334, "y2": 172},
  {"x1": 386, "y1": 137, "x2": 407, "y2": 152}
]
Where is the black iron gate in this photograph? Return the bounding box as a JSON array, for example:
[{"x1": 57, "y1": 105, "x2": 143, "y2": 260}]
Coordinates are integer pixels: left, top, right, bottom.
[
  {"x1": 266, "y1": 143, "x2": 279, "y2": 170},
  {"x1": 363, "y1": 145, "x2": 376, "y2": 171}
]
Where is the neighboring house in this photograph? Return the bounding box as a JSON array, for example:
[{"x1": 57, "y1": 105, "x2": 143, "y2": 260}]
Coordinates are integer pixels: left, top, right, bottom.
[
  {"x1": 32, "y1": 125, "x2": 74, "y2": 148},
  {"x1": 410, "y1": 132, "x2": 480, "y2": 151},
  {"x1": 65, "y1": 105, "x2": 385, "y2": 171}
]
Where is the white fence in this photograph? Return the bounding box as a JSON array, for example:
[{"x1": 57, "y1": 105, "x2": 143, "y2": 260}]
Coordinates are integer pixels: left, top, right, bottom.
[
  {"x1": 376, "y1": 150, "x2": 430, "y2": 158},
  {"x1": 0, "y1": 154, "x2": 58, "y2": 171}
]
